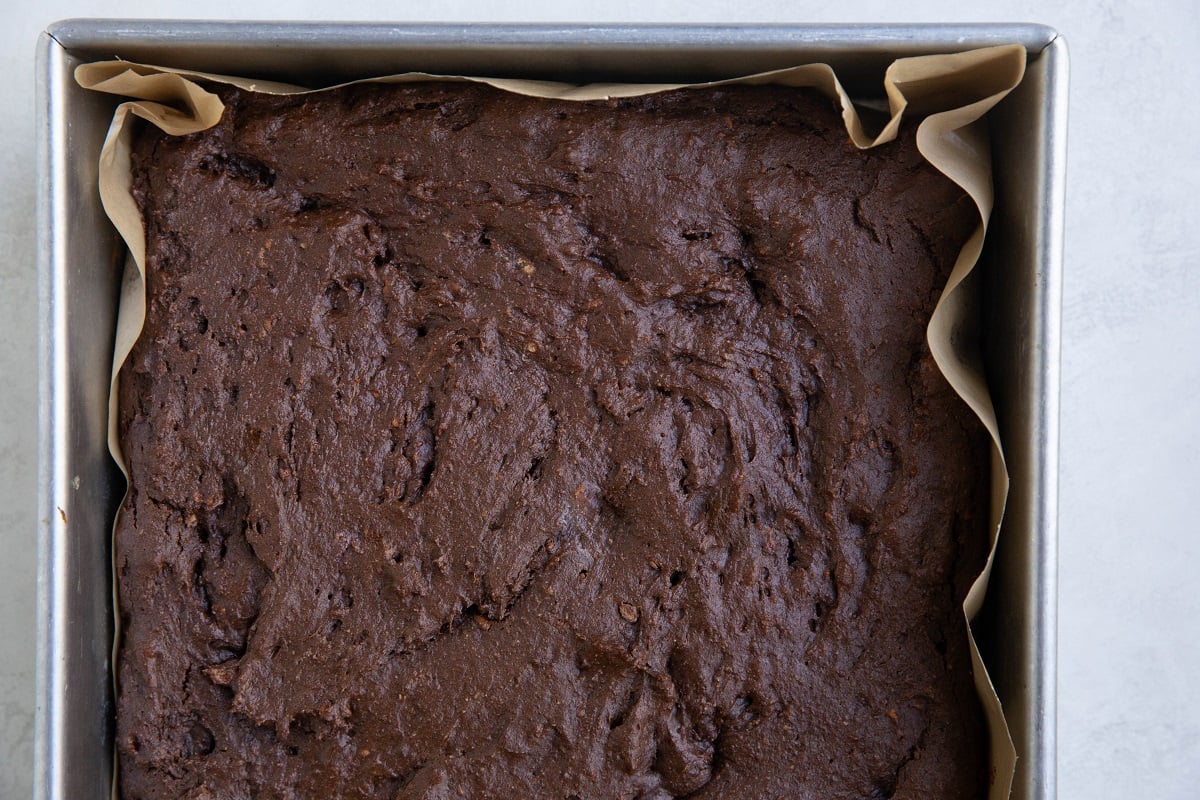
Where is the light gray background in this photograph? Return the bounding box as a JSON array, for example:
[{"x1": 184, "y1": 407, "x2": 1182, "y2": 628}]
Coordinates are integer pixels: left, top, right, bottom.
[{"x1": 4, "y1": 2, "x2": 1198, "y2": 798}]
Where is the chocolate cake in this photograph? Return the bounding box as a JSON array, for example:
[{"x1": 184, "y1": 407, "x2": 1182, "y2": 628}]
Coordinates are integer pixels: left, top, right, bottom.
[{"x1": 116, "y1": 82, "x2": 989, "y2": 799}]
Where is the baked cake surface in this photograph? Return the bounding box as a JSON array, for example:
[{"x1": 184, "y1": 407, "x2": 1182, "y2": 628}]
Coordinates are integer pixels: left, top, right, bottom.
[{"x1": 117, "y1": 82, "x2": 987, "y2": 799}]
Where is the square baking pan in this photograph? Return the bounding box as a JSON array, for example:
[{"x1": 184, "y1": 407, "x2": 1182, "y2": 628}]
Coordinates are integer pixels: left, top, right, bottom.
[{"x1": 35, "y1": 20, "x2": 1066, "y2": 800}]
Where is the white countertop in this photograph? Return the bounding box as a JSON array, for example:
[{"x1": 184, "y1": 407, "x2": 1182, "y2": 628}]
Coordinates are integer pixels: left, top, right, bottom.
[{"x1": 3, "y1": 2, "x2": 1197, "y2": 798}]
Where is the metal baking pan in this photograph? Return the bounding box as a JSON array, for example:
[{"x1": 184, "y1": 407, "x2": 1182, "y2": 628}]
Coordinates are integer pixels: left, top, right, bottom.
[{"x1": 35, "y1": 21, "x2": 1066, "y2": 800}]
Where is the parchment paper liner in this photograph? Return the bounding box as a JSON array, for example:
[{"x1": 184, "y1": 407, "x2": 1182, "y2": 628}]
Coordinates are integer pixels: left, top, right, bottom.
[{"x1": 77, "y1": 45, "x2": 1026, "y2": 798}]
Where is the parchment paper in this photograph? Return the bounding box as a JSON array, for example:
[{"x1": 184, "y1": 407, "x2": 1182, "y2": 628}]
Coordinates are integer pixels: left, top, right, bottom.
[{"x1": 78, "y1": 44, "x2": 1026, "y2": 799}]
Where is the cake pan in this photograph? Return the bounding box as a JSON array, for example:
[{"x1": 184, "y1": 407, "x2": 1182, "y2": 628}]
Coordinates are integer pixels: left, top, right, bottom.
[{"x1": 35, "y1": 21, "x2": 1066, "y2": 800}]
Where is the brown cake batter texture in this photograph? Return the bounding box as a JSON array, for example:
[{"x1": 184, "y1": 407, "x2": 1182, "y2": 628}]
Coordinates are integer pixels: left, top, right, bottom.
[{"x1": 78, "y1": 48, "x2": 1026, "y2": 800}]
